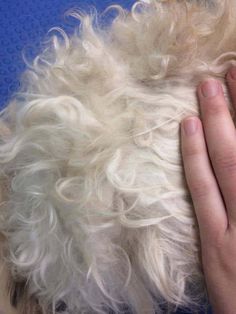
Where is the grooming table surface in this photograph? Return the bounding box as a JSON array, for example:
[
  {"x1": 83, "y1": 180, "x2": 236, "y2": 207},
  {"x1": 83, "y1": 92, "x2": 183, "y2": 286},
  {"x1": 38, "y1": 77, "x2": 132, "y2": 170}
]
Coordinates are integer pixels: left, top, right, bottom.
[{"x1": 0, "y1": 0, "x2": 135, "y2": 109}]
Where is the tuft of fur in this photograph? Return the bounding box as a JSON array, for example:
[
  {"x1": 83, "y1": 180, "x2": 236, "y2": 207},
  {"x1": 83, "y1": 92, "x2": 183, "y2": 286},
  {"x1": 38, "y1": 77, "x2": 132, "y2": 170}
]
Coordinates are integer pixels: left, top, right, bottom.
[
  {"x1": 0, "y1": 234, "x2": 40, "y2": 314},
  {"x1": 0, "y1": 0, "x2": 236, "y2": 313}
]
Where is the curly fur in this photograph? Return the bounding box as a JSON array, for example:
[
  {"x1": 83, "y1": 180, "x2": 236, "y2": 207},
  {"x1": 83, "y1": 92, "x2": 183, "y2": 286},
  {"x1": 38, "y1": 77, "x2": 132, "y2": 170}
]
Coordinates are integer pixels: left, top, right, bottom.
[{"x1": 1, "y1": 0, "x2": 236, "y2": 313}]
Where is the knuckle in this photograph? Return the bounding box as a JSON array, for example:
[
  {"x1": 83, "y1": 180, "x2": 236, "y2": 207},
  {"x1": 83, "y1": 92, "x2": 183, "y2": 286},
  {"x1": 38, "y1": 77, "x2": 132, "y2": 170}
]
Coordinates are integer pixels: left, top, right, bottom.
[
  {"x1": 189, "y1": 178, "x2": 212, "y2": 199},
  {"x1": 203, "y1": 99, "x2": 226, "y2": 116},
  {"x1": 184, "y1": 144, "x2": 203, "y2": 158},
  {"x1": 212, "y1": 149, "x2": 236, "y2": 175}
]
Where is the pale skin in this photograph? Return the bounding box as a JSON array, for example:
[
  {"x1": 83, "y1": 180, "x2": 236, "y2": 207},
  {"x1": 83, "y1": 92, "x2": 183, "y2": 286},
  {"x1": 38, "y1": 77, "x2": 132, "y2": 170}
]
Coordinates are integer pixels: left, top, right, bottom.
[{"x1": 181, "y1": 67, "x2": 236, "y2": 314}]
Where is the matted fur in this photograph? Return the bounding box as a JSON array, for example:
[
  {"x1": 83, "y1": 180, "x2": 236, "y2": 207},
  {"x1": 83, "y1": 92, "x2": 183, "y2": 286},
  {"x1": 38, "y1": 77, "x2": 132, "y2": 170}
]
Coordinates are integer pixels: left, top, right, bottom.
[{"x1": 0, "y1": 0, "x2": 236, "y2": 313}]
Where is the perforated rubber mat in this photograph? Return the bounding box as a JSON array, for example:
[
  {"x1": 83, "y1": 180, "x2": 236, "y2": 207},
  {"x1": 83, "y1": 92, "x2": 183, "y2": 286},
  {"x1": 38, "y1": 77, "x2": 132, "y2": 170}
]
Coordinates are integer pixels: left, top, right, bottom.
[{"x1": 0, "y1": 0, "x2": 135, "y2": 108}]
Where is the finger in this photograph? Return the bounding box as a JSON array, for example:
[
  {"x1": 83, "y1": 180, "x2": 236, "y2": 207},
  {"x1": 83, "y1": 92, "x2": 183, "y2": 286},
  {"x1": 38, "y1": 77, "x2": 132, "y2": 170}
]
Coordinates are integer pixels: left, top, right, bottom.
[
  {"x1": 226, "y1": 66, "x2": 236, "y2": 112},
  {"x1": 181, "y1": 117, "x2": 227, "y2": 240},
  {"x1": 198, "y1": 79, "x2": 236, "y2": 225}
]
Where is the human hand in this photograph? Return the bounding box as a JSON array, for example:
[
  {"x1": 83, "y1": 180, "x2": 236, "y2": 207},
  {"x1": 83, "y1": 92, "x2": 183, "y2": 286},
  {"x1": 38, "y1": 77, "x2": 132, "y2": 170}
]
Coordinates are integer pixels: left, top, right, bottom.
[{"x1": 181, "y1": 67, "x2": 236, "y2": 314}]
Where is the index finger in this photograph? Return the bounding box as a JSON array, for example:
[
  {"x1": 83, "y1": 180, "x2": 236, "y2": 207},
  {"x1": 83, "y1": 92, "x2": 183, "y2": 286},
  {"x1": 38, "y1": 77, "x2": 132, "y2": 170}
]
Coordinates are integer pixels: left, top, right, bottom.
[{"x1": 181, "y1": 116, "x2": 227, "y2": 240}]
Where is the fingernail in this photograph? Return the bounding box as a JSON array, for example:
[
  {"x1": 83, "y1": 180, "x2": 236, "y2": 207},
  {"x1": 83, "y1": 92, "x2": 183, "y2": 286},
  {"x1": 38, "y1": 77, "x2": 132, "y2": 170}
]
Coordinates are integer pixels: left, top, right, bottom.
[
  {"x1": 201, "y1": 80, "x2": 219, "y2": 98},
  {"x1": 183, "y1": 118, "x2": 198, "y2": 136},
  {"x1": 229, "y1": 66, "x2": 236, "y2": 80}
]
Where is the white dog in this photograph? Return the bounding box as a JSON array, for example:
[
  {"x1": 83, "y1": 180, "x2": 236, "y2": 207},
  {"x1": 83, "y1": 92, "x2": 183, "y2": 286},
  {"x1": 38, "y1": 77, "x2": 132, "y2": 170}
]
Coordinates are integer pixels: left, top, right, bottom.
[{"x1": 1, "y1": 0, "x2": 236, "y2": 313}]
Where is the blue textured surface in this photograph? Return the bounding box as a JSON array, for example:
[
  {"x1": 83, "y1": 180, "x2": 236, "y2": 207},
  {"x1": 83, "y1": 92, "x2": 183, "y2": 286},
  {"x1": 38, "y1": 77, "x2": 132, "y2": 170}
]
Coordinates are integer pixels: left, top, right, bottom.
[
  {"x1": 0, "y1": 1, "x2": 212, "y2": 313},
  {"x1": 0, "y1": 0, "x2": 135, "y2": 109}
]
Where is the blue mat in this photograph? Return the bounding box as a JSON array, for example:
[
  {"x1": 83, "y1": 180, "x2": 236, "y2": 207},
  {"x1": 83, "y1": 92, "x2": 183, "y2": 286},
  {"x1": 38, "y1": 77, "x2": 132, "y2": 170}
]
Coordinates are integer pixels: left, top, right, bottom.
[
  {"x1": 0, "y1": 1, "x2": 212, "y2": 313},
  {"x1": 0, "y1": 0, "x2": 135, "y2": 109}
]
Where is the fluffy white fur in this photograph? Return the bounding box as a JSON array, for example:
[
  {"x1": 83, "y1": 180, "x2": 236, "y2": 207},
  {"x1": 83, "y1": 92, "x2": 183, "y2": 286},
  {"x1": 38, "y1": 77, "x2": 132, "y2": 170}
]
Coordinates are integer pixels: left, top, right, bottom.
[{"x1": 1, "y1": 0, "x2": 236, "y2": 313}]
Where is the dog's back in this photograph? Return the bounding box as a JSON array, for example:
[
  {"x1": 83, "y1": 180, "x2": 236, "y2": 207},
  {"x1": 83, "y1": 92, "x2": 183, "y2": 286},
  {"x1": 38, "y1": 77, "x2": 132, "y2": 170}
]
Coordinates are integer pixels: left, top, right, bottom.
[{"x1": 1, "y1": 1, "x2": 236, "y2": 313}]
